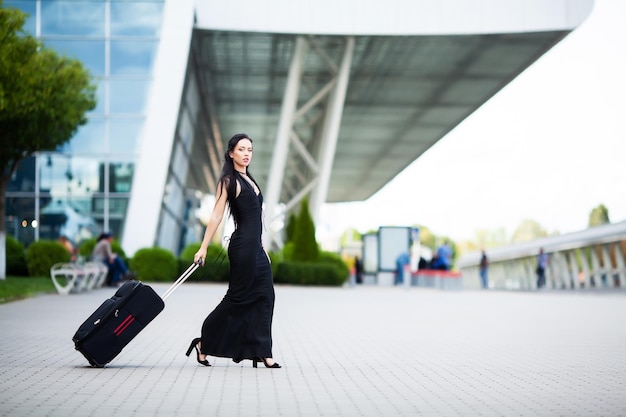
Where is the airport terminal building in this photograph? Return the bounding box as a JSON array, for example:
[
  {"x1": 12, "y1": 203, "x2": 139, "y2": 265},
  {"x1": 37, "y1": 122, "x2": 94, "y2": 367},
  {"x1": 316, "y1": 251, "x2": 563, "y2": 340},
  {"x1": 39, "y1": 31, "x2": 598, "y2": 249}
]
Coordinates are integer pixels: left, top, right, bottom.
[{"x1": 4, "y1": 0, "x2": 593, "y2": 255}]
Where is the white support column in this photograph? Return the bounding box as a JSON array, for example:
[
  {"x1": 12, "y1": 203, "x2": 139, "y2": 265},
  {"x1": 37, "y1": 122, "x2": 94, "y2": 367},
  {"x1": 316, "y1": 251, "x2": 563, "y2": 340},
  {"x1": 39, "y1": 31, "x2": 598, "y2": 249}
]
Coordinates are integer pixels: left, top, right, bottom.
[
  {"x1": 613, "y1": 242, "x2": 626, "y2": 288},
  {"x1": 601, "y1": 244, "x2": 613, "y2": 288},
  {"x1": 561, "y1": 252, "x2": 570, "y2": 288},
  {"x1": 519, "y1": 258, "x2": 526, "y2": 289},
  {"x1": 580, "y1": 248, "x2": 591, "y2": 289},
  {"x1": 559, "y1": 252, "x2": 571, "y2": 289},
  {"x1": 526, "y1": 256, "x2": 537, "y2": 290},
  {"x1": 507, "y1": 261, "x2": 515, "y2": 289},
  {"x1": 590, "y1": 247, "x2": 602, "y2": 288},
  {"x1": 309, "y1": 37, "x2": 355, "y2": 224},
  {"x1": 550, "y1": 252, "x2": 558, "y2": 289},
  {"x1": 263, "y1": 37, "x2": 307, "y2": 249},
  {"x1": 566, "y1": 250, "x2": 579, "y2": 289},
  {"x1": 493, "y1": 262, "x2": 504, "y2": 289},
  {"x1": 520, "y1": 259, "x2": 530, "y2": 289}
]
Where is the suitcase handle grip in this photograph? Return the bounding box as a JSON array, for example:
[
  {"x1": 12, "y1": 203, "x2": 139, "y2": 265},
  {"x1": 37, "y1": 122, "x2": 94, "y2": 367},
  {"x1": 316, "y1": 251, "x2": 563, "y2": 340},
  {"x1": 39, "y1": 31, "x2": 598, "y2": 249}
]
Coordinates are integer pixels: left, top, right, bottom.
[{"x1": 161, "y1": 262, "x2": 200, "y2": 300}]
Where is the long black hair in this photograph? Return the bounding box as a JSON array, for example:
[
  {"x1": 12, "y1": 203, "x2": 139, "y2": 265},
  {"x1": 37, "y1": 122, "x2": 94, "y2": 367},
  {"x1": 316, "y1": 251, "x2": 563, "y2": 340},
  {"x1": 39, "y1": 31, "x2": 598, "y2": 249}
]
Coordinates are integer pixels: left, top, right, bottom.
[{"x1": 217, "y1": 133, "x2": 259, "y2": 227}]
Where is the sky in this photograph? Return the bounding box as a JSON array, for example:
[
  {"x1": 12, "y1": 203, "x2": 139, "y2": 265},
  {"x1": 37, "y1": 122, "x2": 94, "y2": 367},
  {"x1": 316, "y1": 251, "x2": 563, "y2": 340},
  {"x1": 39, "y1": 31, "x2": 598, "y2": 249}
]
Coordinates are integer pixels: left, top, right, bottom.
[{"x1": 319, "y1": 0, "x2": 626, "y2": 244}]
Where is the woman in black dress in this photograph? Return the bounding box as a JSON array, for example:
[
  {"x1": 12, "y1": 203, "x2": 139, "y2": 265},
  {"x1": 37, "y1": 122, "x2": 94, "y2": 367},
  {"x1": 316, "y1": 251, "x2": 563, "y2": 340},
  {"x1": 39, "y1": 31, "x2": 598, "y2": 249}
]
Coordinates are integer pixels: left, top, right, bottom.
[{"x1": 187, "y1": 133, "x2": 280, "y2": 369}]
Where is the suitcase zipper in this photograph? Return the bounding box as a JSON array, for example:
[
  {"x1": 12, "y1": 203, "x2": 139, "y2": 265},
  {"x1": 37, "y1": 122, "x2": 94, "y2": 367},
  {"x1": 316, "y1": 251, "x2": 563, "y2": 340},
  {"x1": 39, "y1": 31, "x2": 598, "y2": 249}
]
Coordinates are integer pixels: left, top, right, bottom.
[{"x1": 88, "y1": 283, "x2": 142, "y2": 329}]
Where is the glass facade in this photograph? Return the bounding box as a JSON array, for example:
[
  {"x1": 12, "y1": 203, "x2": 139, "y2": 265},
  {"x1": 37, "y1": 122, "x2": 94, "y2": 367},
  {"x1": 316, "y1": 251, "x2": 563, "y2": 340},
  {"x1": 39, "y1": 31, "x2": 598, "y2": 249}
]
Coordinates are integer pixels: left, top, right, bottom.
[
  {"x1": 156, "y1": 67, "x2": 203, "y2": 254},
  {"x1": 5, "y1": 0, "x2": 164, "y2": 247}
]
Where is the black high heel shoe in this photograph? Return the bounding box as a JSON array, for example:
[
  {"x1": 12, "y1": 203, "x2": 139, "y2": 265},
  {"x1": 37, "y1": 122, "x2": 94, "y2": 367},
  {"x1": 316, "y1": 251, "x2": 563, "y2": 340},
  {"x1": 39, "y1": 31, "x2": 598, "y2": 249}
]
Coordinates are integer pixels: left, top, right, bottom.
[
  {"x1": 252, "y1": 357, "x2": 281, "y2": 368},
  {"x1": 185, "y1": 338, "x2": 210, "y2": 366}
]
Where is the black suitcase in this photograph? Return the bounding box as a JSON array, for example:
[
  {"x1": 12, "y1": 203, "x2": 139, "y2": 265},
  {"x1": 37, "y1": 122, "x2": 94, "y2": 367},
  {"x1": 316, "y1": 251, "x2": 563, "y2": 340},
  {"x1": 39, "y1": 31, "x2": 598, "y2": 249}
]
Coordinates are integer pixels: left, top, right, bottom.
[{"x1": 72, "y1": 263, "x2": 199, "y2": 367}]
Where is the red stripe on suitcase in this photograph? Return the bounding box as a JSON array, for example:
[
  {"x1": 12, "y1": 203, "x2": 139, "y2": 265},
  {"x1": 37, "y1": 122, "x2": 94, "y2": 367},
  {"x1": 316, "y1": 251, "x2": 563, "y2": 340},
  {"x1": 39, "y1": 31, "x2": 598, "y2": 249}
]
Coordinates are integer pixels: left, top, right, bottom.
[{"x1": 114, "y1": 314, "x2": 135, "y2": 336}]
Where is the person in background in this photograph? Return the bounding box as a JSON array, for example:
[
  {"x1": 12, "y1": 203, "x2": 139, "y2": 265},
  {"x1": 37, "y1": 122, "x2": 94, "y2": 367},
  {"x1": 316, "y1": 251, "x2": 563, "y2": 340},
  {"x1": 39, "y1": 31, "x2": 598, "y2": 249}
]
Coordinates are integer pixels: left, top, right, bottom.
[
  {"x1": 437, "y1": 240, "x2": 453, "y2": 270},
  {"x1": 479, "y1": 250, "x2": 489, "y2": 289},
  {"x1": 354, "y1": 256, "x2": 363, "y2": 284},
  {"x1": 536, "y1": 247, "x2": 549, "y2": 289},
  {"x1": 91, "y1": 232, "x2": 130, "y2": 287},
  {"x1": 58, "y1": 235, "x2": 77, "y2": 261},
  {"x1": 395, "y1": 252, "x2": 410, "y2": 285}
]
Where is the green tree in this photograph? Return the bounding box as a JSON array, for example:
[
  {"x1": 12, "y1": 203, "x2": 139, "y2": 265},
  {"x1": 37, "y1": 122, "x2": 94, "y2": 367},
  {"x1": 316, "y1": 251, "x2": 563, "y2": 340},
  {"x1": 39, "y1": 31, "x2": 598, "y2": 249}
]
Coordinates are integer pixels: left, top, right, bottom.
[
  {"x1": 284, "y1": 212, "x2": 297, "y2": 244},
  {"x1": 339, "y1": 227, "x2": 361, "y2": 248},
  {"x1": 473, "y1": 227, "x2": 508, "y2": 249},
  {"x1": 415, "y1": 225, "x2": 435, "y2": 249},
  {"x1": 0, "y1": 4, "x2": 97, "y2": 279},
  {"x1": 291, "y1": 198, "x2": 319, "y2": 262},
  {"x1": 588, "y1": 204, "x2": 610, "y2": 227},
  {"x1": 511, "y1": 219, "x2": 548, "y2": 243}
]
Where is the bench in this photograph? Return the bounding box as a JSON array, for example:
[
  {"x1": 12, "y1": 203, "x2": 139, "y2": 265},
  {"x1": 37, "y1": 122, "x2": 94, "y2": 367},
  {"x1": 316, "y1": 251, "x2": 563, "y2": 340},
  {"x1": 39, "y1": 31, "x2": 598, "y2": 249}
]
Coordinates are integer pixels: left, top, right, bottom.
[
  {"x1": 50, "y1": 262, "x2": 109, "y2": 295},
  {"x1": 412, "y1": 269, "x2": 463, "y2": 290}
]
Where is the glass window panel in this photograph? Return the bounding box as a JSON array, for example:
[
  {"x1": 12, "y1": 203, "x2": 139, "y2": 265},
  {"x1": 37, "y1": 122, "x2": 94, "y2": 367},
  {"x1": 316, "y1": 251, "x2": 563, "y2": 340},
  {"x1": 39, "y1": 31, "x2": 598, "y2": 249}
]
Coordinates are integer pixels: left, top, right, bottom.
[
  {"x1": 91, "y1": 195, "x2": 104, "y2": 213},
  {"x1": 163, "y1": 178, "x2": 183, "y2": 213},
  {"x1": 109, "y1": 162, "x2": 135, "y2": 193},
  {"x1": 45, "y1": 39, "x2": 105, "y2": 76},
  {"x1": 7, "y1": 156, "x2": 36, "y2": 192},
  {"x1": 68, "y1": 157, "x2": 101, "y2": 195},
  {"x1": 110, "y1": 40, "x2": 157, "y2": 75},
  {"x1": 109, "y1": 79, "x2": 149, "y2": 114},
  {"x1": 5, "y1": 198, "x2": 37, "y2": 246},
  {"x1": 157, "y1": 210, "x2": 179, "y2": 254},
  {"x1": 39, "y1": 154, "x2": 74, "y2": 194},
  {"x1": 107, "y1": 221, "x2": 124, "y2": 241},
  {"x1": 178, "y1": 109, "x2": 193, "y2": 150},
  {"x1": 38, "y1": 154, "x2": 99, "y2": 196},
  {"x1": 171, "y1": 141, "x2": 188, "y2": 181},
  {"x1": 64, "y1": 118, "x2": 106, "y2": 154},
  {"x1": 107, "y1": 197, "x2": 129, "y2": 215},
  {"x1": 40, "y1": 196, "x2": 99, "y2": 242},
  {"x1": 5, "y1": 1, "x2": 36, "y2": 35},
  {"x1": 111, "y1": 2, "x2": 163, "y2": 37},
  {"x1": 109, "y1": 118, "x2": 143, "y2": 154},
  {"x1": 41, "y1": 1, "x2": 105, "y2": 36},
  {"x1": 5, "y1": 196, "x2": 35, "y2": 224}
]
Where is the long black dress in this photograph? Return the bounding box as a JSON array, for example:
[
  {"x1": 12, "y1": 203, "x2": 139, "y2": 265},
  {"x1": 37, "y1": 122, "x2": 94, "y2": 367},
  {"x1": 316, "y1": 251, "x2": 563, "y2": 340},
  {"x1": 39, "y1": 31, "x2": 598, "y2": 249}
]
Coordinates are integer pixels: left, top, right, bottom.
[{"x1": 200, "y1": 173, "x2": 275, "y2": 362}]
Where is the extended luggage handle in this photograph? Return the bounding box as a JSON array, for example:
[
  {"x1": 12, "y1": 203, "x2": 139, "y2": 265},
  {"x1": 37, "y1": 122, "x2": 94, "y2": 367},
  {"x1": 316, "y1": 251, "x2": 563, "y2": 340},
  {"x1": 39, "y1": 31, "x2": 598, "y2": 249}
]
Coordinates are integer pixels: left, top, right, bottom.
[
  {"x1": 161, "y1": 262, "x2": 200, "y2": 301},
  {"x1": 161, "y1": 245, "x2": 227, "y2": 301}
]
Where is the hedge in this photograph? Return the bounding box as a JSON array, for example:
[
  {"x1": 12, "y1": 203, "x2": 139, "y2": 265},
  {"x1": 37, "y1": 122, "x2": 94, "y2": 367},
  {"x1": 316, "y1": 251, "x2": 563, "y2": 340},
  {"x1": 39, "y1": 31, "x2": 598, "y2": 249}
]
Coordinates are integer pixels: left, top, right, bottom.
[
  {"x1": 274, "y1": 261, "x2": 346, "y2": 286},
  {"x1": 6, "y1": 235, "x2": 28, "y2": 276},
  {"x1": 178, "y1": 243, "x2": 230, "y2": 282},
  {"x1": 25, "y1": 240, "x2": 71, "y2": 277},
  {"x1": 129, "y1": 247, "x2": 178, "y2": 282}
]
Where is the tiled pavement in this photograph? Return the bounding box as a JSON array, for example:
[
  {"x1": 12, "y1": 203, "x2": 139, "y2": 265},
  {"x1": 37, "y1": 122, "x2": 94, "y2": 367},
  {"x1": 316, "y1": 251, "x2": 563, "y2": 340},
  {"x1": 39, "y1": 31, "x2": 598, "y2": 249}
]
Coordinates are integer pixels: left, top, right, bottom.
[{"x1": 1, "y1": 283, "x2": 625, "y2": 417}]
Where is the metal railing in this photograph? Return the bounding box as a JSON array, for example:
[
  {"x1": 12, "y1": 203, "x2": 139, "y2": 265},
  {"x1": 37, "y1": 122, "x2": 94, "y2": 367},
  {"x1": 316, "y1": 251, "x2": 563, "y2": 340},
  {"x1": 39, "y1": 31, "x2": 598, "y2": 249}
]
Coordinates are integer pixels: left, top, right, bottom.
[{"x1": 458, "y1": 221, "x2": 626, "y2": 291}]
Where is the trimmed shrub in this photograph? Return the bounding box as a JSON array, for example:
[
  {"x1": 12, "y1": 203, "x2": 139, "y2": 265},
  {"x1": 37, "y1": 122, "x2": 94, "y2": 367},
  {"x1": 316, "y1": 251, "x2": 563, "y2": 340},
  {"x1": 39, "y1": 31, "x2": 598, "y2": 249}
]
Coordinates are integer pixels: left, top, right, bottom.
[
  {"x1": 6, "y1": 235, "x2": 28, "y2": 276},
  {"x1": 319, "y1": 251, "x2": 350, "y2": 284},
  {"x1": 179, "y1": 242, "x2": 229, "y2": 282},
  {"x1": 281, "y1": 242, "x2": 295, "y2": 262},
  {"x1": 274, "y1": 261, "x2": 345, "y2": 286},
  {"x1": 129, "y1": 247, "x2": 177, "y2": 282},
  {"x1": 25, "y1": 240, "x2": 71, "y2": 277},
  {"x1": 268, "y1": 251, "x2": 280, "y2": 278},
  {"x1": 77, "y1": 238, "x2": 96, "y2": 258},
  {"x1": 292, "y1": 198, "x2": 319, "y2": 262}
]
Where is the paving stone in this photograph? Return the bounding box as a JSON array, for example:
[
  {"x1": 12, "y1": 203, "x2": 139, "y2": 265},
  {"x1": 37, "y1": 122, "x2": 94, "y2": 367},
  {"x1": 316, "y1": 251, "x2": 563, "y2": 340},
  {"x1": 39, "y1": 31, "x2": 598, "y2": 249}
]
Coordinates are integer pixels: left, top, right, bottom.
[{"x1": 0, "y1": 284, "x2": 625, "y2": 416}]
